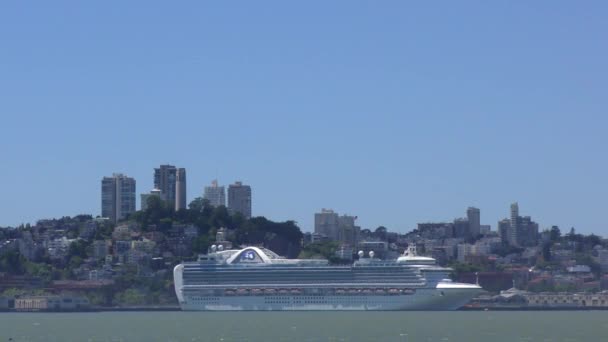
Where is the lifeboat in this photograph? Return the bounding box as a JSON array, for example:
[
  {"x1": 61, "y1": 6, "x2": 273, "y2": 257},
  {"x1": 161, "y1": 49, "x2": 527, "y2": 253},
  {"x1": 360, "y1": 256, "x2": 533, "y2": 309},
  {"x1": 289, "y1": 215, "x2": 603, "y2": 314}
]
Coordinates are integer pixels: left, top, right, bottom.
[
  {"x1": 264, "y1": 288, "x2": 276, "y2": 295},
  {"x1": 237, "y1": 289, "x2": 249, "y2": 295},
  {"x1": 251, "y1": 288, "x2": 262, "y2": 295},
  {"x1": 336, "y1": 289, "x2": 346, "y2": 295},
  {"x1": 362, "y1": 289, "x2": 372, "y2": 294},
  {"x1": 375, "y1": 289, "x2": 386, "y2": 294},
  {"x1": 347, "y1": 289, "x2": 359, "y2": 294},
  {"x1": 224, "y1": 289, "x2": 236, "y2": 296},
  {"x1": 278, "y1": 289, "x2": 289, "y2": 295},
  {"x1": 290, "y1": 289, "x2": 301, "y2": 295}
]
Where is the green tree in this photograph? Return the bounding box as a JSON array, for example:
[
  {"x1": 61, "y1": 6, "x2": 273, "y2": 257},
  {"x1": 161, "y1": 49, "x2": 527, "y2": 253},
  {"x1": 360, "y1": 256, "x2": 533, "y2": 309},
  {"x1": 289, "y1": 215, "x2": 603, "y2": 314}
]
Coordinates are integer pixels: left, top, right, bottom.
[
  {"x1": 299, "y1": 241, "x2": 339, "y2": 261},
  {"x1": 115, "y1": 288, "x2": 146, "y2": 306},
  {"x1": 0, "y1": 251, "x2": 26, "y2": 275},
  {"x1": 447, "y1": 261, "x2": 481, "y2": 279},
  {"x1": 188, "y1": 197, "x2": 207, "y2": 212},
  {"x1": 192, "y1": 235, "x2": 211, "y2": 254},
  {"x1": 550, "y1": 226, "x2": 561, "y2": 242},
  {"x1": 68, "y1": 240, "x2": 88, "y2": 259},
  {"x1": 541, "y1": 242, "x2": 552, "y2": 262}
]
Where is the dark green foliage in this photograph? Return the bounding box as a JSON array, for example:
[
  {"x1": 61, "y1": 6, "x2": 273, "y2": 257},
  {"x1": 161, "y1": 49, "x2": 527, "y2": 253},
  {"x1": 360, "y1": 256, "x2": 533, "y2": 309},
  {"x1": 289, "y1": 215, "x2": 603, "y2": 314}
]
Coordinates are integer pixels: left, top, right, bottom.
[
  {"x1": 130, "y1": 198, "x2": 304, "y2": 258},
  {"x1": 0, "y1": 251, "x2": 26, "y2": 275},
  {"x1": 447, "y1": 261, "x2": 481, "y2": 279},
  {"x1": 542, "y1": 242, "x2": 552, "y2": 261},
  {"x1": 298, "y1": 241, "x2": 349, "y2": 264},
  {"x1": 68, "y1": 240, "x2": 88, "y2": 259},
  {"x1": 192, "y1": 235, "x2": 211, "y2": 254},
  {"x1": 549, "y1": 226, "x2": 561, "y2": 242},
  {"x1": 494, "y1": 245, "x2": 524, "y2": 257},
  {"x1": 575, "y1": 254, "x2": 601, "y2": 276}
]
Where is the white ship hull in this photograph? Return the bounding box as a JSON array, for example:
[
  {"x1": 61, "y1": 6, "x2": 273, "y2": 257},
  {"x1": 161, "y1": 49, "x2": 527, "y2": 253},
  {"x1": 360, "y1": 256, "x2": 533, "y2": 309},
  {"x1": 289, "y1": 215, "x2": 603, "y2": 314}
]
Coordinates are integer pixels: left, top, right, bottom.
[
  {"x1": 178, "y1": 288, "x2": 479, "y2": 311},
  {"x1": 174, "y1": 246, "x2": 482, "y2": 311}
]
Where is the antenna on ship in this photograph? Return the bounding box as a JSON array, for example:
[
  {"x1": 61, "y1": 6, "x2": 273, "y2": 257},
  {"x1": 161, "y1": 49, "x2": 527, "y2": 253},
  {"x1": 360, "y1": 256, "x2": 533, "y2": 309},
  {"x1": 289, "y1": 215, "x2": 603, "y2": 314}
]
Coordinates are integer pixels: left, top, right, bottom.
[{"x1": 475, "y1": 272, "x2": 479, "y2": 286}]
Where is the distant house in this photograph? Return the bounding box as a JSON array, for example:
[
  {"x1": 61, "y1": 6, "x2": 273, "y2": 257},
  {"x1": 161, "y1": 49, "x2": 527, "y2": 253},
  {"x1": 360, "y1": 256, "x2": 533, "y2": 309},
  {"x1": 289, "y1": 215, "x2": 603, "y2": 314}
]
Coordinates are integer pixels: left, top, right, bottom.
[{"x1": 14, "y1": 296, "x2": 90, "y2": 311}]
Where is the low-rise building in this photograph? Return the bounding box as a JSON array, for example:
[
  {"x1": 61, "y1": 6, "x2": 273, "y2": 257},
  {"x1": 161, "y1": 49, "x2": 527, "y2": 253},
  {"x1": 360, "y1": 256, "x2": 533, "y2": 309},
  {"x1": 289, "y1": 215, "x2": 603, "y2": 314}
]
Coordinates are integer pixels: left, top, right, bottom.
[
  {"x1": 79, "y1": 220, "x2": 98, "y2": 239},
  {"x1": 0, "y1": 239, "x2": 18, "y2": 255},
  {"x1": 92, "y1": 240, "x2": 109, "y2": 260},
  {"x1": 184, "y1": 226, "x2": 199, "y2": 239},
  {"x1": 598, "y1": 249, "x2": 608, "y2": 273},
  {"x1": 567, "y1": 265, "x2": 592, "y2": 274},
  {"x1": 357, "y1": 240, "x2": 388, "y2": 259},
  {"x1": 132, "y1": 239, "x2": 156, "y2": 254},
  {"x1": 14, "y1": 296, "x2": 90, "y2": 311},
  {"x1": 127, "y1": 249, "x2": 150, "y2": 266},
  {"x1": 112, "y1": 225, "x2": 132, "y2": 241},
  {"x1": 335, "y1": 245, "x2": 353, "y2": 261},
  {"x1": 45, "y1": 237, "x2": 74, "y2": 259},
  {"x1": 526, "y1": 292, "x2": 608, "y2": 307},
  {"x1": 114, "y1": 240, "x2": 131, "y2": 255}
]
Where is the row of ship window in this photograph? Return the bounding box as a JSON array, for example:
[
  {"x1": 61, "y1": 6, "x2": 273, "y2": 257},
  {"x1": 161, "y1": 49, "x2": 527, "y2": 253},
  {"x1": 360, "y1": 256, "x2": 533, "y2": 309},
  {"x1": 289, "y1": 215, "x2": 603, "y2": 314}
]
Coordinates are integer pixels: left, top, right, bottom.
[{"x1": 189, "y1": 297, "x2": 403, "y2": 304}]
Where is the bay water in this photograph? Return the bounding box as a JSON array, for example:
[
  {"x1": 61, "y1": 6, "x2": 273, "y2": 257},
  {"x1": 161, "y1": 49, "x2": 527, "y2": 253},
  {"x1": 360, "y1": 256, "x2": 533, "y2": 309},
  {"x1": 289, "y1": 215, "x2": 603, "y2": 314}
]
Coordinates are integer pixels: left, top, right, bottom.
[{"x1": 1, "y1": 311, "x2": 606, "y2": 341}]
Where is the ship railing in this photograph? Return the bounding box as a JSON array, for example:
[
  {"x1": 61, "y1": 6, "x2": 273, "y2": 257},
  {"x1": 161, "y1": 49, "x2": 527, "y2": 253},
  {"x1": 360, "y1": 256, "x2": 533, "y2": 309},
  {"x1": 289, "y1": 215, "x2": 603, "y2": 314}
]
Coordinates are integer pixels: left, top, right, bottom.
[
  {"x1": 182, "y1": 282, "x2": 426, "y2": 289},
  {"x1": 185, "y1": 286, "x2": 418, "y2": 297}
]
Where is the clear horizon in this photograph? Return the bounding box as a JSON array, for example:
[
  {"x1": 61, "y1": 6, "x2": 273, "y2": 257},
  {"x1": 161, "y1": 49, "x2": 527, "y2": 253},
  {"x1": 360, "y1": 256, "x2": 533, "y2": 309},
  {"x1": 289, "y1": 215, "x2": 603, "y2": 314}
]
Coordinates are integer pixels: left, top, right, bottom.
[{"x1": 1, "y1": 2, "x2": 607, "y2": 234}]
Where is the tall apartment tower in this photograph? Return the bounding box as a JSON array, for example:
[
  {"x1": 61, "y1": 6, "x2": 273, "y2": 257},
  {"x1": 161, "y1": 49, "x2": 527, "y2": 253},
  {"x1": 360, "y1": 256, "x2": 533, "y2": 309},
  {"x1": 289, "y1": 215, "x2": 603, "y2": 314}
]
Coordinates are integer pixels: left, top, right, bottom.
[
  {"x1": 501, "y1": 202, "x2": 538, "y2": 247},
  {"x1": 498, "y1": 219, "x2": 512, "y2": 244},
  {"x1": 508, "y1": 202, "x2": 520, "y2": 245},
  {"x1": 510, "y1": 202, "x2": 519, "y2": 230},
  {"x1": 153, "y1": 164, "x2": 186, "y2": 209},
  {"x1": 154, "y1": 164, "x2": 177, "y2": 203},
  {"x1": 101, "y1": 173, "x2": 136, "y2": 223},
  {"x1": 467, "y1": 207, "x2": 481, "y2": 237},
  {"x1": 227, "y1": 181, "x2": 252, "y2": 218},
  {"x1": 175, "y1": 168, "x2": 187, "y2": 210},
  {"x1": 314, "y1": 209, "x2": 340, "y2": 240},
  {"x1": 204, "y1": 180, "x2": 226, "y2": 207}
]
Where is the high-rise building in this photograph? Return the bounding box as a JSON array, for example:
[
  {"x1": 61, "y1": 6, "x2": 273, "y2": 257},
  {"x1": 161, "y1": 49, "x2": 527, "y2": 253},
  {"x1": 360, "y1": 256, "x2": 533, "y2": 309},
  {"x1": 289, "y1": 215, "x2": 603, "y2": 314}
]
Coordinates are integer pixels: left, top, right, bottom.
[
  {"x1": 500, "y1": 202, "x2": 539, "y2": 247},
  {"x1": 175, "y1": 168, "x2": 187, "y2": 211},
  {"x1": 453, "y1": 218, "x2": 469, "y2": 238},
  {"x1": 154, "y1": 164, "x2": 177, "y2": 203},
  {"x1": 467, "y1": 207, "x2": 481, "y2": 237},
  {"x1": 204, "y1": 180, "x2": 226, "y2": 207},
  {"x1": 498, "y1": 219, "x2": 513, "y2": 245},
  {"x1": 480, "y1": 225, "x2": 491, "y2": 235},
  {"x1": 314, "y1": 209, "x2": 360, "y2": 246},
  {"x1": 314, "y1": 209, "x2": 339, "y2": 240},
  {"x1": 518, "y1": 216, "x2": 539, "y2": 247},
  {"x1": 101, "y1": 173, "x2": 136, "y2": 223},
  {"x1": 227, "y1": 181, "x2": 252, "y2": 218},
  {"x1": 337, "y1": 214, "x2": 360, "y2": 247},
  {"x1": 153, "y1": 164, "x2": 186, "y2": 209},
  {"x1": 510, "y1": 202, "x2": 519, "y2": 233}
]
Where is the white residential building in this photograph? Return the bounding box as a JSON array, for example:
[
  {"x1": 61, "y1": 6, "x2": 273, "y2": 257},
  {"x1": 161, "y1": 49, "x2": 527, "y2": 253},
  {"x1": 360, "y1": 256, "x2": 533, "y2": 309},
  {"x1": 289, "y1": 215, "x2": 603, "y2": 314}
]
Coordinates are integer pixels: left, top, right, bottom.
[{"x1": 203, "y1": 180, "x2": 226, "y2": 207}]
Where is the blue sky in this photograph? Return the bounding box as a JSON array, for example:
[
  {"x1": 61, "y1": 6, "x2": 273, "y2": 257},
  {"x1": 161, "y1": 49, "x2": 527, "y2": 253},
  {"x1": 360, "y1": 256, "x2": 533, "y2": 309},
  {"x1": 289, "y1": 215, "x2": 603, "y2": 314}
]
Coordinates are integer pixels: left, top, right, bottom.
[{"x1": 1, "y1": 1, "x2": 607, "y2": 234}]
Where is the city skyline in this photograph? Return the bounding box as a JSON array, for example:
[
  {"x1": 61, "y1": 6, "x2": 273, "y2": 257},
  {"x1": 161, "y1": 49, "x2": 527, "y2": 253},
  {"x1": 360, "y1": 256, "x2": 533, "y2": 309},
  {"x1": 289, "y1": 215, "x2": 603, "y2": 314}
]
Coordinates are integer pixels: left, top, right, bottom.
[
  {"x1": 1, "y1": 2, "x2": 607, "y2": 234},
  {"x1": 56, "y1": 166, "x2": 608, "y2": 238},
  {"x1": 0, "y1": 164, "x2": 605, "y2": 236}
]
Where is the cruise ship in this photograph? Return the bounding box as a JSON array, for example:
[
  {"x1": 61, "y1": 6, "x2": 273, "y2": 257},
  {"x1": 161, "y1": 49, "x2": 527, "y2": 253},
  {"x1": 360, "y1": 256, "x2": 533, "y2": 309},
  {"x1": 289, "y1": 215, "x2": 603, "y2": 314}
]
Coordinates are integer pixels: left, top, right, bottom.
[{"x1": 173, "y1": 245, "x2": 482, "y2": 311}]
